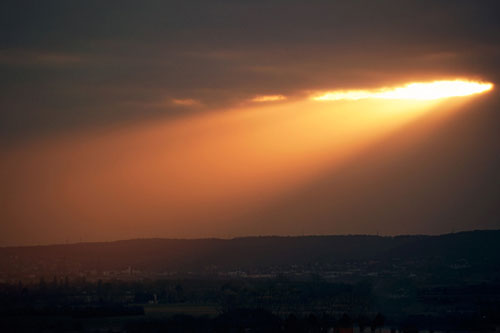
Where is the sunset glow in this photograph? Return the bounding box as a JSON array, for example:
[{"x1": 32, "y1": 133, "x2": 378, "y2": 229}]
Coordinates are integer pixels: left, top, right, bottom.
[
  {"x1": 0, "y1": 95, "x2": 446, "y2": 244},
  {"x1": 312, "y1": 80, "x2": 493, "y2": 101},
  {"x1": 3, "y1": 3, "x2": 500, "y2": 327}
]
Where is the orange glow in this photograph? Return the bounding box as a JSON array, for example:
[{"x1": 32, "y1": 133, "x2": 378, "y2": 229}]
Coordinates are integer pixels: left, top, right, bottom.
[
  {"x1": 251, "y1": 95, "x2": 287, "y2": 102},
  {"x1": 0, "y1": 98, "x2": 443, "y2": 243},
  {"x1": 312, "y1": 80, "x2": 493, "y2": 101}
]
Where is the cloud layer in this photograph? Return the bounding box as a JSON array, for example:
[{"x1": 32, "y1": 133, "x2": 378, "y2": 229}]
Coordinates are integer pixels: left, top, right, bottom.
[{"x1": 2, "y1": 0, "x2": 500, "y2": 142}]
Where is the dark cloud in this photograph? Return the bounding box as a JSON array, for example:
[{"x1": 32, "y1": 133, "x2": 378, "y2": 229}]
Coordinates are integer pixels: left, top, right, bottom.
[{"x1": 1, "y1": 0, "x2": 500, "y2": 142}]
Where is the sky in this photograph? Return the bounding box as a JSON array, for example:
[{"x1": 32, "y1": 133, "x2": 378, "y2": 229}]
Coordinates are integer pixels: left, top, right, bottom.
[{"x1": 1, "y1": 1, "x2": 500, "y2": 245}]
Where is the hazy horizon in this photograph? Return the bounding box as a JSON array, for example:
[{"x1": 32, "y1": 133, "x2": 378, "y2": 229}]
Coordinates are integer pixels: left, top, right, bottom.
[{"x1": 2, "y1": 228, "x2": 500, "y2": 248}]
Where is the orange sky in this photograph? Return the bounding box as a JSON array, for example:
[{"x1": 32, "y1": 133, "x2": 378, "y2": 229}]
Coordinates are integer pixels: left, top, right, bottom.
[{"x1": 1, "y1": 84, "x2": 494, "y2": 245}]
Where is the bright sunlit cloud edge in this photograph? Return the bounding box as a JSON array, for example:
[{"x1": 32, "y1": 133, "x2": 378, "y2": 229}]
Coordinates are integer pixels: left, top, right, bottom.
[{"x1": 311, "y1": 80, "x2": 494, "y2": 101}]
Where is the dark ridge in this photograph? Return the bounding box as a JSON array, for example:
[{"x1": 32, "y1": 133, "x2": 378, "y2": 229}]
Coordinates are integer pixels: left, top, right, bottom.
[{"x1": 1, "y1": 230, "x2": 499, "y2": 274}]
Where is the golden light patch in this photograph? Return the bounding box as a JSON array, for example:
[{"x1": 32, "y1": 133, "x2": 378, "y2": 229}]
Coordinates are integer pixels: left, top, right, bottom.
[
  {"x1": 312, "y1": 80, "x2": 493, "y2": 101},
  {"x1": 251, "y1": 95, "x2": 287, "y2": 102}
]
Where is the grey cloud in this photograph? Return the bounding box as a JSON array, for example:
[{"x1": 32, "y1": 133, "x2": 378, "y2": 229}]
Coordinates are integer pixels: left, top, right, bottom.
[{"x1": 1, "y1": 0, "x2": 500, "y2": 142}]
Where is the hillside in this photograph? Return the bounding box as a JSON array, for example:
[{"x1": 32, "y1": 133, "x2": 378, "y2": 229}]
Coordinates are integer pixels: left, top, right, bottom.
[{"x1": 1, "y1": 230, "x2": 499, "y2": 277}]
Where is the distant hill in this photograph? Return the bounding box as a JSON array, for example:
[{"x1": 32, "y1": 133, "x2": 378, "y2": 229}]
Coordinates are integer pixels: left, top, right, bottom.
[{"x1": 1, "y1": 230, "x2": 499, "y2": 275}]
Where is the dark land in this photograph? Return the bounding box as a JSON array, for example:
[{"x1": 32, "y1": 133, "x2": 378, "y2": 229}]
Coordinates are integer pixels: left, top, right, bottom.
[{"x1": 1, "y1": 230, "x2": 500, "y2": 332}]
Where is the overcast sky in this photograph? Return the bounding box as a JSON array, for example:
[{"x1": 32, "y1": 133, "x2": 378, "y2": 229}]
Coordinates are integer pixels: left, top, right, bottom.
[{"x1": 2, "y1": 0, "x2": 499, "y2": 141}]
